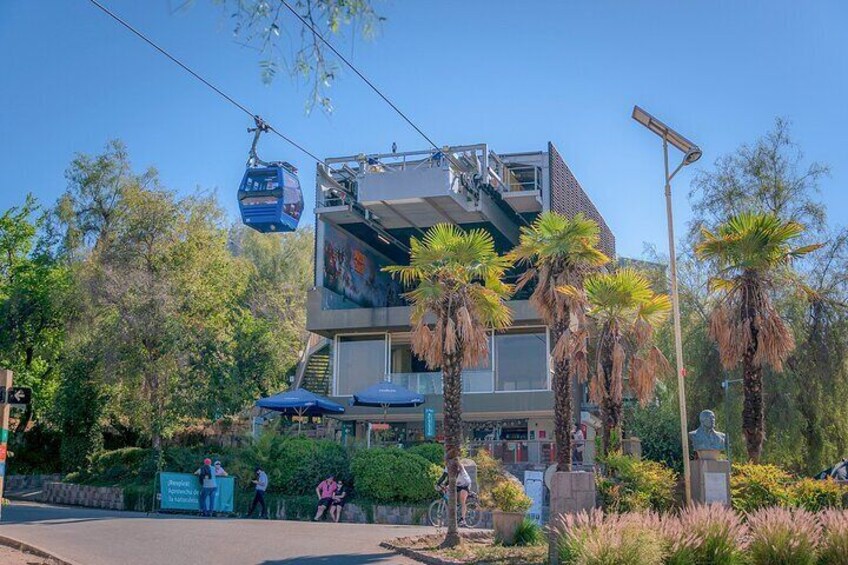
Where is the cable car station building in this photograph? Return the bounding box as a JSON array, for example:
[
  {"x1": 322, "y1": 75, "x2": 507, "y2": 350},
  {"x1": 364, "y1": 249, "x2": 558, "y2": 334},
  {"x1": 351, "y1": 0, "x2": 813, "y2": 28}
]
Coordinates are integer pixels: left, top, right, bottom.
[{"x1": 296, "y1": 142, "x2": 615, "y2": 467}]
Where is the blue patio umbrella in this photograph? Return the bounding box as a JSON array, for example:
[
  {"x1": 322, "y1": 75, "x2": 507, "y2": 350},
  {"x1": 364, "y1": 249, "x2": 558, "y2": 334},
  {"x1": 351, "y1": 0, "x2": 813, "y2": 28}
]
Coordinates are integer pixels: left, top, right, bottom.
[
  {"x1": 256, "y1": 388, "x2": 345, "y2": 434},
  {"x1": 351, "y1": 381, "x2": 426, "y2": 409},
  {"x1": 351, "y1": 381, "x2": 425, "y2": 447}
]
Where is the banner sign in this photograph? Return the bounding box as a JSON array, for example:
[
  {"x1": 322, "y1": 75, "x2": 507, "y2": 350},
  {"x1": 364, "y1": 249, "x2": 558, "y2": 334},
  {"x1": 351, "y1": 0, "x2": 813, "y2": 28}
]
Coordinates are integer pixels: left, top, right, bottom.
[
  {"x1": 523, "y1": 470, "x2": 544, "y2": 523},
  {"x1": 424, "y1": 408, "x2": 436, "y2": 439},
  {"x1": 158, "y1": 472, "x2": 235, "y2": 513}
]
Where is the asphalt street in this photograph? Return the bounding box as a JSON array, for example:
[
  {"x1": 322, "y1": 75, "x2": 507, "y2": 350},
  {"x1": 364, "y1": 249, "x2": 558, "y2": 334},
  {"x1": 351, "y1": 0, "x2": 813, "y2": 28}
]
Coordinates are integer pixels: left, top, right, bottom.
[{"x1": 0, "y1": 501, "x2": 431, "y2": 565}]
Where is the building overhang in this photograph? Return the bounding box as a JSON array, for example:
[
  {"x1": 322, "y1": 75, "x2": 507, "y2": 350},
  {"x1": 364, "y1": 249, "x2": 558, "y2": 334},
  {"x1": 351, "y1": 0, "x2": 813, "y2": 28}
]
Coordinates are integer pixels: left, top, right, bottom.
[{"x1": 306, "y1": 288, "x2": 544, "y2": 336}]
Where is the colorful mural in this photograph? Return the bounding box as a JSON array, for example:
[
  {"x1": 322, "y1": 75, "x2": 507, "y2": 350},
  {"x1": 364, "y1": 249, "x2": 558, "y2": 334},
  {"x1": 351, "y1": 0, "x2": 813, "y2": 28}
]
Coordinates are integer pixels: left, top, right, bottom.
[{"x1": 322, "y1": 223, "x2": 404, "y2": 308}]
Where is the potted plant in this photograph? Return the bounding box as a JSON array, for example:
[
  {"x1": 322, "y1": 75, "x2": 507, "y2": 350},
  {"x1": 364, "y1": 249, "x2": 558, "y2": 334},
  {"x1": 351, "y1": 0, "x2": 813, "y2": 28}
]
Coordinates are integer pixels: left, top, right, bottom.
[{"x1": 491, "y1": 480, "x2": 533, "y2": 545}]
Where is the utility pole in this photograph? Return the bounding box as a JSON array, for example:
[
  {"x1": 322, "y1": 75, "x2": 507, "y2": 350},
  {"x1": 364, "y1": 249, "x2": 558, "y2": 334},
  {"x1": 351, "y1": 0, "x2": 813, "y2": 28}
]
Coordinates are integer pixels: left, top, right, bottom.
[{"x1": 0, "y1": 369, "x2": 12, "y2": 522}]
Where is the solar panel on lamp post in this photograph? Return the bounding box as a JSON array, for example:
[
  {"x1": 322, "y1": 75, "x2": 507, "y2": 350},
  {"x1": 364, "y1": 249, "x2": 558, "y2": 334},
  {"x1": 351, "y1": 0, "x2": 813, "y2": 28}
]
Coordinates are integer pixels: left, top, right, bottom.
[{"x1": 631, "y1": 105, "x2": 702, "y2": 506}]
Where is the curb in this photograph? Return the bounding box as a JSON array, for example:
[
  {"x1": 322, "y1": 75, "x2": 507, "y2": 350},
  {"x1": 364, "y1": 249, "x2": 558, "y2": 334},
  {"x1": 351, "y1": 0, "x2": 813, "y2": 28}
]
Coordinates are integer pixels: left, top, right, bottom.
[{"x1": 0, "y1": 535, "x2": 79, "y2": 565}]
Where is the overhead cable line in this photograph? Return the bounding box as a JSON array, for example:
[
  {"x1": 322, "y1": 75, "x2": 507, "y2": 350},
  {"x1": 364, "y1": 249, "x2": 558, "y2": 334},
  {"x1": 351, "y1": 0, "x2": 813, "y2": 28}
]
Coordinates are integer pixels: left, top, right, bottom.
[
  {"x1": 86, "y1": 0, "x2": 323, "y2": 163},
  {"x1": 279, "y1": 0, "x2": 442, "y2": 153}
]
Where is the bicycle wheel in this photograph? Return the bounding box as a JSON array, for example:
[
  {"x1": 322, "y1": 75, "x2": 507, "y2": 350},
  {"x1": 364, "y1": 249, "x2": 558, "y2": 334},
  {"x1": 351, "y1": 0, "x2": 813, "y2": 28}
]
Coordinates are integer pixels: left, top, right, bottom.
[
  {"x1": 464, "y1": 500, "x2": 481, "y2": 528},
  {"x1": 427, "y1": 499, "x2": 445, "y2": 527}
]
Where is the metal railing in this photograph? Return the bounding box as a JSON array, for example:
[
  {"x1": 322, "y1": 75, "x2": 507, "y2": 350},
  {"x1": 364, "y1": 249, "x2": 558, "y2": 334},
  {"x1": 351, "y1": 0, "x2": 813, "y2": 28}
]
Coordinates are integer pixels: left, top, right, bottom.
[
  {"x1": 389, "y1": 371, "x2": 494, "y2": 394},
  {"x1": 468, "y1": 439, "x2": 587, "y2": 465}
]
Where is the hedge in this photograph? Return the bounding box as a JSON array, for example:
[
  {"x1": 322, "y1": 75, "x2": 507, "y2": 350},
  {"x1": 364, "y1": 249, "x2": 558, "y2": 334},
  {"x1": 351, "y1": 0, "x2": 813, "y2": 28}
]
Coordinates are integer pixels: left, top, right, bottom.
[
  {"x1": 351, "y1": 448, "x2": 441, "y2": 503},
  {"x1": 406, "y1": 443, "x2": 445, "y2": 466}
]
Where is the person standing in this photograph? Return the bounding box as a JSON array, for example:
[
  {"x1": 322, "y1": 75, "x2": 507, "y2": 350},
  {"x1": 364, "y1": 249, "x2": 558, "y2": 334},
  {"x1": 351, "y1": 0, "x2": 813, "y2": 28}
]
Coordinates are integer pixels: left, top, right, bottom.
[
  {"x1": 313, "y1": 475, "x2": 337, "y2": 521},
  {"x1": 247, "y1": 466, "x2": 269, "y2": 519},
  {"x1": 572, "y1": 424, "x2": 585, "y2": 465},
  {"x1": 213, "y1": 460, "x2": 228, "y2": 477},
  {"x1": 195, "y1": 458, "x2": 217, "y2": 517}
]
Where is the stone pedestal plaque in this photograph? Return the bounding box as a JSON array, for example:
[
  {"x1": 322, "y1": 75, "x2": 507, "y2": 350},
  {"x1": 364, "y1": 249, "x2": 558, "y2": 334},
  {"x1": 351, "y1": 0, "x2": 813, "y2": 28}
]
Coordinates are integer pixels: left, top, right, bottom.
[{"x1": 691, "y1": 458, "x2": 731, "y2": 506}]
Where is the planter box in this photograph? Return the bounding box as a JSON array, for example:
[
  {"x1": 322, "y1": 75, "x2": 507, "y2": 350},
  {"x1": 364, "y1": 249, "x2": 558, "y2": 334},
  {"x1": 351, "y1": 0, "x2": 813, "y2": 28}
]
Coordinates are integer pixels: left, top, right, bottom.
[{"x1": 492, "y1": 510, "x2": 525, "y2": 545}]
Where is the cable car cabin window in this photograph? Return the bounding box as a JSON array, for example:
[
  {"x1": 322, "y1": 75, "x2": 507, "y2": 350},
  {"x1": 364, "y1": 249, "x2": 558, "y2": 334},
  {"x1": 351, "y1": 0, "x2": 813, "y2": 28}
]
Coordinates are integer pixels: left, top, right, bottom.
[
  {"x1": 282, "y1": 170, "x2": 304, "y2": 220},
  {"x1": 240, "y1": 169, "x2": 281, "y2": 195}
]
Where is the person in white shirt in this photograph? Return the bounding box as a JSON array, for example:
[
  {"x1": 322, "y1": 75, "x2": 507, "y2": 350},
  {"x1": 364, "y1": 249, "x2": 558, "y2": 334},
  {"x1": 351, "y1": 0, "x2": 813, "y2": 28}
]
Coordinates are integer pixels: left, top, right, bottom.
[{"x1": 435, "y1": 463, "x2": 472, "y2": 527}]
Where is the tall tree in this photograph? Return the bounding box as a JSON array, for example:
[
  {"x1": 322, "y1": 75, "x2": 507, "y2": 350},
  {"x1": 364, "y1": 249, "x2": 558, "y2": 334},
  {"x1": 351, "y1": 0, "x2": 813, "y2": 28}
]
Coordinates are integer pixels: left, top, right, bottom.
[
  {"x1": 583, "y1": 268, "x2": 672, "y2": 454},
  {"x1": 0, "y1": 195, "x2": 70, "y2": 432},
  {"x1": 696, "y1": 212, "x2": 820, "y2": 461},
  {"x1": 385, "y1": 224, "x2": 512, "y2": 548},
  {"x1": 689, "y1": 118, "x2": 828, "y2": 240},
  {"x1": 509, "y1": 212, "x2": 609, "y2": 471}
]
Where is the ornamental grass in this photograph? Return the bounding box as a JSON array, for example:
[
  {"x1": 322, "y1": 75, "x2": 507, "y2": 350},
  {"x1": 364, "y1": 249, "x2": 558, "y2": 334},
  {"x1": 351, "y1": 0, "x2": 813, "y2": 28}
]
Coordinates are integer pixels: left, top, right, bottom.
[
  {"x1": 818, "y1": 509, "x2": 848, "y2": 565},
  {"x1": 746, "y1": 507, "x2": 820, "y2": 565}
]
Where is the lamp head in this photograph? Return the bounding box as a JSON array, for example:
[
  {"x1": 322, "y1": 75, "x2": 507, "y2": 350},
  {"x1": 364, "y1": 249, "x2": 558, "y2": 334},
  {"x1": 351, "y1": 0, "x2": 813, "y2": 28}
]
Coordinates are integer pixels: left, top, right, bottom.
[
  {"x1": 632, "y1": 105, "x2": 701, "y2": 161},
  {"x1": 684, "y1": 147, "x2": 702, "y2": 165}
]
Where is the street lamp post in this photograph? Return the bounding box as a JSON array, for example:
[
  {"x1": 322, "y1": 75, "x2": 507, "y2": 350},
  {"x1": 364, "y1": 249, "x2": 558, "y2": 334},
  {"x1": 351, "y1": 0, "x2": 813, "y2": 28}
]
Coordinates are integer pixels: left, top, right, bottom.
[{"x1": 632, "y1": 106, "x2": 702, "y2": 505}]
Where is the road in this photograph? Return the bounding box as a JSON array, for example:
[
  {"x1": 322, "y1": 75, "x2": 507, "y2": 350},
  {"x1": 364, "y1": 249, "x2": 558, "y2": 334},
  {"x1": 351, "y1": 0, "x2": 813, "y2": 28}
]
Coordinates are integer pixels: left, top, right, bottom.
[{"x1": 0, "y1": 501, "x2": 432, "y2": 565}]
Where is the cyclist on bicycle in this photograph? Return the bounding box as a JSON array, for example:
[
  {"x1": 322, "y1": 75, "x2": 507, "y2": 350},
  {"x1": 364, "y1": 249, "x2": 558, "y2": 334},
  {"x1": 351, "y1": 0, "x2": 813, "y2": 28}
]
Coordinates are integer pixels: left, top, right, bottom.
[{"x1": 435, "y1": 462, "x2": 472, "y2": 527}]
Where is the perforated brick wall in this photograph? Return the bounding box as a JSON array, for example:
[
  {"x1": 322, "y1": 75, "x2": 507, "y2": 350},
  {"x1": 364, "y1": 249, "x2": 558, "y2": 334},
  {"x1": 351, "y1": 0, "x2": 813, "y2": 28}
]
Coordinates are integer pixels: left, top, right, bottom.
[{"x1": 548, "y1": 142, "x2": 616, "y2": 258}]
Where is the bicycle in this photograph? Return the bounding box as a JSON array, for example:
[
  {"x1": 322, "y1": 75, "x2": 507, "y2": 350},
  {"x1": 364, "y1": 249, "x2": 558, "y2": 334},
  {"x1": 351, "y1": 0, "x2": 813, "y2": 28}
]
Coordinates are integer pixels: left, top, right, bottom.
[{"x1": 427, "y1": 486, "x2": 480, "y2": 528}]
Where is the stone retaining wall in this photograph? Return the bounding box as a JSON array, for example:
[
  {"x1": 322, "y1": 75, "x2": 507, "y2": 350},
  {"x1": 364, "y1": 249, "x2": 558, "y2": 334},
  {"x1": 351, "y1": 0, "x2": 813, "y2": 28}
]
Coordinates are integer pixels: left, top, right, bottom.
[
  {"x1": 4, "y1": 474, "x2": 63, "y2": 492},
  {"x1": 268, "y1": 498, "x2": 493, "y2": 528},
  {"x1": 41, "y1": 482, "x2": 125, "y2": 510}
]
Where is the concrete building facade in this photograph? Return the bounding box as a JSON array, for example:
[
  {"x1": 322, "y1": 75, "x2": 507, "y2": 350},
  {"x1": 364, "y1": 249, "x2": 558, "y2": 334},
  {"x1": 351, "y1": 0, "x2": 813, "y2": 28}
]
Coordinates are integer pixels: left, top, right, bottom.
[{"x1": 297, "y1": 142, "x2": 614, "y2": 466}]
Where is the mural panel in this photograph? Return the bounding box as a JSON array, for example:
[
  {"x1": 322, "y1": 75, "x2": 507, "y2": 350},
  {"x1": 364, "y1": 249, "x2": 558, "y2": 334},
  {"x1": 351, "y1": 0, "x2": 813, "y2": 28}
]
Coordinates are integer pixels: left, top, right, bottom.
[{"x1": 322, "y1": 223, "x2": 404, "y2": 308}]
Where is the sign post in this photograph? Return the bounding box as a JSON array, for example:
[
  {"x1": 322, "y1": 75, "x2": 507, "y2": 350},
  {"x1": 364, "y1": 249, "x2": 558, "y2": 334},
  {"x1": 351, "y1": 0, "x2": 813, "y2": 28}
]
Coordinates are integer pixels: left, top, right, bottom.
[{"x1": 0, "y1": 369, "x2": 13, "y2": 522}]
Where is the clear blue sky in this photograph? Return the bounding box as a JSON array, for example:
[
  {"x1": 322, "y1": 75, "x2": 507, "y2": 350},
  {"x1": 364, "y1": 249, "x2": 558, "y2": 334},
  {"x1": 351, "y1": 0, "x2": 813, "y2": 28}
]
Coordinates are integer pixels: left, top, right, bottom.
[{"x1": 2, "y1": 1, "x2": 846, "y2": 258}]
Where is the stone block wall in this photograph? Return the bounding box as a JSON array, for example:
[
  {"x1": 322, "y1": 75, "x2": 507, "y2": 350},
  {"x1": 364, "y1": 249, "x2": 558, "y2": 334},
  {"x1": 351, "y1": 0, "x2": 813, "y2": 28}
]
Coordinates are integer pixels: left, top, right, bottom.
[
  {"x1": 4, "y1": 474, "x2": 63, "y2": 492},
  {"x1": 42, "y1": 482, "x2": 125, "y2": 510}
]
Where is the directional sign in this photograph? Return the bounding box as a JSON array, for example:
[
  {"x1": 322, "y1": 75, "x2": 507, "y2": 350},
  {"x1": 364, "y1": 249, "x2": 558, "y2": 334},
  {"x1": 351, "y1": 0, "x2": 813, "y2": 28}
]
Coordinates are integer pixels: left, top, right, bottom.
[{"x1": 5, "y1": 387, "x2": 31, "y2": 405}]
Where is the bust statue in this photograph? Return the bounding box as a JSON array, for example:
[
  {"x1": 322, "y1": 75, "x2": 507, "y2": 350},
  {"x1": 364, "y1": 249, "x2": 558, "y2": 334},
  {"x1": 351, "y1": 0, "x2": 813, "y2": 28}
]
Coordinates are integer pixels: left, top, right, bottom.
[{"x1": 689, "y1": 410, "x2": 726, "y2": 454}]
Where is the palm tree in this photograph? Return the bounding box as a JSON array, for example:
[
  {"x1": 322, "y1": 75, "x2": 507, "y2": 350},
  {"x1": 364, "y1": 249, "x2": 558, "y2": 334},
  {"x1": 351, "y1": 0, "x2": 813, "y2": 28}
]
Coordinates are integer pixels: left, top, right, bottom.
[
  {"x1": 695, "y1": 212, "x2": 820, "y2": 461},
  {"x1": 582, "y1": 268, "x2": 672, "y2": 455},
  {"x1": 509, "y1": 212, "x2": 609, "y2": 471},
  {"x1": 384, "y1": 224, "x2": 512, "y2": 548}
]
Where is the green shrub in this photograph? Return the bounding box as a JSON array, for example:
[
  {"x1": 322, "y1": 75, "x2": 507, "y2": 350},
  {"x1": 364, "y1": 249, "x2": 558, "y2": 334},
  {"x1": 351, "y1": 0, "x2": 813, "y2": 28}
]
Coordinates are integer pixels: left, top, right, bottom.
[
  {"x1": 351, "y1": 447, "x2": 441, "y2": 503},
  {"x1": 491, "y1": 480, "x2": 532, "y2": 513},
  {"x1": 597, "y1": 451, "x2": 678, "y2": 512},
  {"x1": 236, "y1": 435, "x2": 350, "y2": 496},
  {"x1": 510, "y1": 517, "x2": 545, "y2": 547},
  {"x1": 747, "y1": 507, "x2": 820, "y2": 565},
  {"x1": 86, "y1": 447, "x2": 156, "y2": 486},
  {"x1": 123, "y1": 484, "x2": 155, "y2": 512},
  {"x1": 818, "y1": 509, "x2": 848, "y2": 565},
  {"x1": 731, "y1": 463, "x2": 793, "y2": 512},
  {"x1": 473, "y1": 448, "x2": 518, "y2": 509},
  {"x1": 663, "y1": 504, "x2": 748, "y2": 565},
  {"x1": 791, "y1": 478, "x2": 846, "y2": 512},
  {"x1": 406, "y1": 443, "x2": 444, "y2": 466},
  {"x1": 555, "y1": 510, "x2": 665, "y2": 565}
]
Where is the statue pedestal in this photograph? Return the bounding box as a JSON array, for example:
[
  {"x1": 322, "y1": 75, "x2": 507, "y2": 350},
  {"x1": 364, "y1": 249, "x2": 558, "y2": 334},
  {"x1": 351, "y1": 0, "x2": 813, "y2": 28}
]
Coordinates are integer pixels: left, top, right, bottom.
[
  {"x1": 690, "y1": 457, "x2": 731, "y2": 506},
  {"x1": 621, "y1": 438, "x2": 642, "y2": 460}
]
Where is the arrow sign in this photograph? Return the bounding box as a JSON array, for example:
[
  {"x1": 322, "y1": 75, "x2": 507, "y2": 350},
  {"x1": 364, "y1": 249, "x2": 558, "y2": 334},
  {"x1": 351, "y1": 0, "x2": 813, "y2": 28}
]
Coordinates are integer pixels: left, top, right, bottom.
[{"x1": 6, "y1": 387, "x2": 31, "y2": 405}]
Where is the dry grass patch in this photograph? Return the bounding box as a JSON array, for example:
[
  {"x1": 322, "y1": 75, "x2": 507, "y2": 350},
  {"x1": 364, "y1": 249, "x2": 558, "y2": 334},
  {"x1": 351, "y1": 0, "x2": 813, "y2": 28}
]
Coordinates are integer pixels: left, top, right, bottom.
[{"x1": 385, "y1": 533, "x2": 547, "y2": 565}]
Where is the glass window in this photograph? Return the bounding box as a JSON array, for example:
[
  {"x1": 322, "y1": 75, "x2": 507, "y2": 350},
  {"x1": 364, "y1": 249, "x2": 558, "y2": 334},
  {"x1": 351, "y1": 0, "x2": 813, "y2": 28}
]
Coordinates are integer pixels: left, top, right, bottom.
[
  {"x1": 336, "y1": 335, "x2": 386, "y2": 396},
  {"x1": 495, "y1": 330, "x2": 548, "y2": 391}
]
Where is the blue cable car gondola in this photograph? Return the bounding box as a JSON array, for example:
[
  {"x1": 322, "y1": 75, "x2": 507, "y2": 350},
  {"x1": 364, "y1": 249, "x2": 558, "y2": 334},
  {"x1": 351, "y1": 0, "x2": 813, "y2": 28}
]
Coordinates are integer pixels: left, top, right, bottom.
[{"x1": 238, "y1": 117, "x2": 304, "y2": 233}]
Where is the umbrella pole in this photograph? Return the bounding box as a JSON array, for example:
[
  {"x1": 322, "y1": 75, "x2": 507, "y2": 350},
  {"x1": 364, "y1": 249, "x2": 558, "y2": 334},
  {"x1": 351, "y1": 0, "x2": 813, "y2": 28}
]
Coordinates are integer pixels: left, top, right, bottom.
[{"x1": 297, "y1": 408, "x2": 304, "y2": 436}]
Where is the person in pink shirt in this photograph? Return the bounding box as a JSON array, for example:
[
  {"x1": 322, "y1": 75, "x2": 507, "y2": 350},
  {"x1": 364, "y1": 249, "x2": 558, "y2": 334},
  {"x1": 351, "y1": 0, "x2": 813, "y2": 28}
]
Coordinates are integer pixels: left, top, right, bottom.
[{"x1": 313, "y1": 475, "x2": 338, "y2": 521}]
